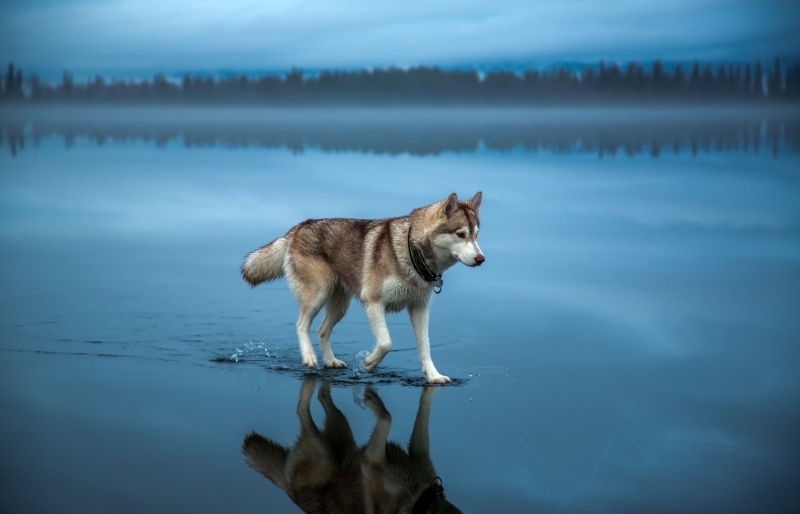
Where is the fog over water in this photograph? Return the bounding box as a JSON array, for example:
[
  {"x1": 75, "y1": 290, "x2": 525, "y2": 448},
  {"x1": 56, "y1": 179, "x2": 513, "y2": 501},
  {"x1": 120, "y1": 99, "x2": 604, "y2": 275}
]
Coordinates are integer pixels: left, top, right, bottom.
[{"x1": 3, "y1": 105, "x2": 799, "y2": 157}]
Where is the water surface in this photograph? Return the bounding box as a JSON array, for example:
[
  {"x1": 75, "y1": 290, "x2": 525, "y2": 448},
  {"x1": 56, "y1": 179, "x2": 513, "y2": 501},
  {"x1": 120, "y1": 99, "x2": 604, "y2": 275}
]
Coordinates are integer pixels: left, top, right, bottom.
[{"x1": 1, "y1": 107, "x2": 799, "y2": 513}]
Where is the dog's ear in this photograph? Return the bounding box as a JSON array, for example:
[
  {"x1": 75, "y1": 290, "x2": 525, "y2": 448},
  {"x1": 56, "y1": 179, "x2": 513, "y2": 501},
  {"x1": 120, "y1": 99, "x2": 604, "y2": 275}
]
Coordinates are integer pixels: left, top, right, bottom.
[
  {"x1": 467, "y1": 190, "x2": 482, "y2": 214},
  {"x1": 441, "y1": 192, "x2": 459, "y2": 219}
]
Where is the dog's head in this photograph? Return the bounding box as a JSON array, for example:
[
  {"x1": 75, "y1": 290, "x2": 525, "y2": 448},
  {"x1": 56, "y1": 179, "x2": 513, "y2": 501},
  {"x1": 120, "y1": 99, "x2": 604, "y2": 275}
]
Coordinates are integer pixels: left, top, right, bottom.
[{"x1": 432, "y1": 191, "x2": 484, "y2": 267}]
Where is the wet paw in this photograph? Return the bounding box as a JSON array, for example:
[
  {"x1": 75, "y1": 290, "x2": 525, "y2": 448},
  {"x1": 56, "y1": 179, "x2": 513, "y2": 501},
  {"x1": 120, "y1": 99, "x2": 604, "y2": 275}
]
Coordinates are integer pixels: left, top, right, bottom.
[
  {"x1": 426, "y1": 373, "x2": 451, "y2": 384},
  {"x1": 302, "y1": 353, "x2": 318, "y2": 368},
  {"x1": 324, "y1": 358, "x2": 347, "y2": 369},
  {"x1": 363, "y1": 355, "x2": 378, "y2": 373}
]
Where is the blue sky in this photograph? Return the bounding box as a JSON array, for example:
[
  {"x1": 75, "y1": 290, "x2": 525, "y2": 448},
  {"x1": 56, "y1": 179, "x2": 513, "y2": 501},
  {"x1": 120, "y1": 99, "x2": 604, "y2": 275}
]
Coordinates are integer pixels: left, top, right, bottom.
[{"x1": 1, "y1": 0, "x2": 798, "y2": 79}]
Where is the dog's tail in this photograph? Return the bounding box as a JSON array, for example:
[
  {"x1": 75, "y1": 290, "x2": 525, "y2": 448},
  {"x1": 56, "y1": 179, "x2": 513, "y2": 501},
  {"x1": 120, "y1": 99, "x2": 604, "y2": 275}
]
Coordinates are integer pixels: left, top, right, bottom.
[
  {"x1": 241, "y1": 237, "x2": 288, "y2": 286},
  {"x1": 242, "y1": 432, "x2": 290, "y2": 491}
]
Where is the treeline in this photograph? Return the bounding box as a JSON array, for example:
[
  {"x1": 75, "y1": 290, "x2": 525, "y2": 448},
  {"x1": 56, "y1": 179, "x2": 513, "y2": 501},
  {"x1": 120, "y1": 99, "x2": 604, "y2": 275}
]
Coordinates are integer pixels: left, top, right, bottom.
[{"x1": 2, "y1": 58, "x2": 799, "y2": 105}]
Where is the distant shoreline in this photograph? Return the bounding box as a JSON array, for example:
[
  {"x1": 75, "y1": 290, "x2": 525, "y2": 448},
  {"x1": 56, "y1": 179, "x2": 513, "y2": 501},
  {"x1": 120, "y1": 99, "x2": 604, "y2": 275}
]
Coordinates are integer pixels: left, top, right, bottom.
[{"x1": 4, "y1": 59, "x2": 798, "y2": 108}]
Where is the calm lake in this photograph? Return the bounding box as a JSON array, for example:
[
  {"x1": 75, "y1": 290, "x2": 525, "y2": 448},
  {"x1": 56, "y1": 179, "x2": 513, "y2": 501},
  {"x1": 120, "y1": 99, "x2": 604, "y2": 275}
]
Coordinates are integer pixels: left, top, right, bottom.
[{"x1": 1, "y1": 106, "x2": 799, "y2": 513}]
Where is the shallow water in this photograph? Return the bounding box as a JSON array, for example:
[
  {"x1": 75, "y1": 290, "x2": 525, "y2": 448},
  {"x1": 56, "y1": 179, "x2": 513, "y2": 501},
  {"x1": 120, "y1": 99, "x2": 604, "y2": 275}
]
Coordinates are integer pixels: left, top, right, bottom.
[{"x1": 1, "y1": 107, "x2": 799, "y2": 513}]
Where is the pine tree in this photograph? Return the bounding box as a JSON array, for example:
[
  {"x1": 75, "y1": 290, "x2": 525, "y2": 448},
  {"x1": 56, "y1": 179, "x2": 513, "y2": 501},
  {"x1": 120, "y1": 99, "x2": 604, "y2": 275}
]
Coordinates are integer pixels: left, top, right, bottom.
[
  {"x1": 754, "y1": 61, "x2": 763, "y2": 97},
  {"x1": 5, "y1": 62, "x2": 16, "y2": 97},
  {"x1": 743, "y1": 63, "x2": 752, "y2": 96},
  {"x1": 14, "y1": 68, "x2": 23, "y2": 97},
  {"x1": 768, "y1": 56, "x2": 782, "y2": 98},
  {"x1": 690, "y1": 60, "x2": 701, "y2": 95}
]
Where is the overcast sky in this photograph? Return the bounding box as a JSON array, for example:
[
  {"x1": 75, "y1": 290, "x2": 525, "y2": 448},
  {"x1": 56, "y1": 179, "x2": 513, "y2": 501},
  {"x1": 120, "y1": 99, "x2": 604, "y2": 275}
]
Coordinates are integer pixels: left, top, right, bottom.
[{"x1": 1, "y1": 0, "x2": 798, "y2": 79}]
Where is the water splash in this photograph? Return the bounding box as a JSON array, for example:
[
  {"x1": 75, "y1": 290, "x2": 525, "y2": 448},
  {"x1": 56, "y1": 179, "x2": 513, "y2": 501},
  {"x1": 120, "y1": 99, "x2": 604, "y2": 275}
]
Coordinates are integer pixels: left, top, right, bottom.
[
  {"x1": 213, "y1": 343, "x2": 468, "y2": 387},
  {"x1": 351, "y1": 350, "x2": 369, "y2": 378},
  {"x1": 228, "y1": 339, "x2": 277, "y2": 364}
]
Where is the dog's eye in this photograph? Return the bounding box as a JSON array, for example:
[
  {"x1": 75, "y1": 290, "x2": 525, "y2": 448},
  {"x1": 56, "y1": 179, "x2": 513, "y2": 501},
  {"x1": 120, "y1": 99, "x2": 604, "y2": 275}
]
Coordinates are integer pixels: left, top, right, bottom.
[{"x1": 456, "y1": 231, "x2": 466, "y2": 239}]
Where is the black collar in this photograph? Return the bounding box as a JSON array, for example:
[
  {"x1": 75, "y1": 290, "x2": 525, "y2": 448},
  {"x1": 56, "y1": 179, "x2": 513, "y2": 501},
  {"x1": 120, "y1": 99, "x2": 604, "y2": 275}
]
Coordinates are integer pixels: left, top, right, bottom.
[
  {"x1": 407, "y1": 227, "x2": 443, "y2": 294},
  {"x1": 412, "y1": 477, "x2": 446, "y2": 514}
]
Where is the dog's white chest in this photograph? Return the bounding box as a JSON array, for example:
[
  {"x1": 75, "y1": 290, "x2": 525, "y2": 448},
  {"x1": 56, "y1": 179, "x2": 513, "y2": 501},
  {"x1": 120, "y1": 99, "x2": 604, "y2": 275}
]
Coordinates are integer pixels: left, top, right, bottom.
[{"x1": 380, "y1": 276, "x2": 426, "y2": 312}]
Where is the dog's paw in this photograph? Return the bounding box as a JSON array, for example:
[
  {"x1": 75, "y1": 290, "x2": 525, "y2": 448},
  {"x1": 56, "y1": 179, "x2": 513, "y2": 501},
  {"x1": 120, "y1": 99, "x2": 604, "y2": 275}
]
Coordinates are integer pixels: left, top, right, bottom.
[
  {"x1": 426, "y1": 373, "x2": 451, "y2": 384},
  {"x1": 324, "y1": 358, "x2": 347, "y2": 369},
  {"x1": 302, "y1": 353, "x2": 319, "y2": 368},
  {"x1": 363, "y1": 355, "x2": 378, "y2": 373}
]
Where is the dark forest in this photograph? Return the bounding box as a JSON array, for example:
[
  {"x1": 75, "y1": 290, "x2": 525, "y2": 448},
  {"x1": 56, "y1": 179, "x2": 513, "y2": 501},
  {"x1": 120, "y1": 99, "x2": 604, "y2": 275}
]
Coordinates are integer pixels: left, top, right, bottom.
[{"x1": 2, "y1": 58, "x2": 799, "y2": 105}]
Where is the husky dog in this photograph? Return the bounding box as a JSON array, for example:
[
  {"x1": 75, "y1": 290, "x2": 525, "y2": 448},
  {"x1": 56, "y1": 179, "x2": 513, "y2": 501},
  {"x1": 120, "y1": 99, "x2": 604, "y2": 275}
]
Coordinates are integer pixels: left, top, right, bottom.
[
  {"x1": 241, "y1": 192, "x2": 484, "y2": 384},
  {"x1": 242, "y1": 379, "x2": 462, "y2": 514}
]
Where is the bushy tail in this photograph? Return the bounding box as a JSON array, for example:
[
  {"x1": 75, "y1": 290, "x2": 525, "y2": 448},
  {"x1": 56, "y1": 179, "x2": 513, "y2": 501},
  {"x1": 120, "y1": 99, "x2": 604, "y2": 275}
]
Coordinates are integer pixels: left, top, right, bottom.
[
  {"x1": 241, "y1": 237, "x2": 288, "y2": 286},
  {"x1": 242, "y1": 432, "x2": 290, "y2": 491}
]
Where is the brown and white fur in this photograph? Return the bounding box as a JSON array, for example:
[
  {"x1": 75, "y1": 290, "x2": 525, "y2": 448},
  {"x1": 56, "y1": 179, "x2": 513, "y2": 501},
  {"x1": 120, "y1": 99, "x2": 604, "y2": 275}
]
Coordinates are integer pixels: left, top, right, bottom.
[
  {"x1": 242, "y1": 378, "x2": 462, "y2": 514},
  {"x1": 241, "y1": 192, "x2": 484, "y2": 384}
]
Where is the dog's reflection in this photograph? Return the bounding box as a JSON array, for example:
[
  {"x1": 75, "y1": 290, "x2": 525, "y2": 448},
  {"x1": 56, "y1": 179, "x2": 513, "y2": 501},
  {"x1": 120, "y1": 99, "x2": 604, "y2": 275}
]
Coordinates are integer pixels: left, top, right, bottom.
[{"x1": 243, "y1": 378, "x2": 462, "y2": 514}]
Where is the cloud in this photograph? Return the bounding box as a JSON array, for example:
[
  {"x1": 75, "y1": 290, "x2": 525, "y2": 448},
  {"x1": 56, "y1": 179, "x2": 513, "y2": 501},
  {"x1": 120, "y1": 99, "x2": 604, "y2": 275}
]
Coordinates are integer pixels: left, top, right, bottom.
[{"x1": 1, "y1": 0, "x2": 798, "y2": 77}]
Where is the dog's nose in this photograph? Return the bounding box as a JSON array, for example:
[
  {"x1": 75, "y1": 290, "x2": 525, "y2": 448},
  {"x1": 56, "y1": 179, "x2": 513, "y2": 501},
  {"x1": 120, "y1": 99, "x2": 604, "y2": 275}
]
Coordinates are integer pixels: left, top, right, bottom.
[{"x1": 474, "y1": 254, "x2": 485, "y2": 266}]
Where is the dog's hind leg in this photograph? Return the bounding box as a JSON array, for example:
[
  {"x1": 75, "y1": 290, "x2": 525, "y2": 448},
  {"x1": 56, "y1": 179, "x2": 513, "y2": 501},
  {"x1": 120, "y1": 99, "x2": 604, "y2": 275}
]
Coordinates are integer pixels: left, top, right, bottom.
[
  {"x1": 287, "y1": 259, "x2": 333, "y2": 369},
  {"x1": 317, "y1": 285, "x2": 350, "y2": 368},
  {"x1": 287, "y1": 273, "x2": 330, "y2": 368},
  {"x1": 296, "y1": 300, "x2": 326, "y2": 368}
]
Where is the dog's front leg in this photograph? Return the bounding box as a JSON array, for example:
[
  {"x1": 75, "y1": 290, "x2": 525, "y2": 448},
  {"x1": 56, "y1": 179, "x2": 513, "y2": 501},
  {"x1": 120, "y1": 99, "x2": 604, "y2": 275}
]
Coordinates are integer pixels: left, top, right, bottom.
[
  {"x1": 363, "y1": 302, "x2": 392, "y2": 373},
  {"x1": 409, "y1": 303, "x2": 451, "y2": 384}
]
